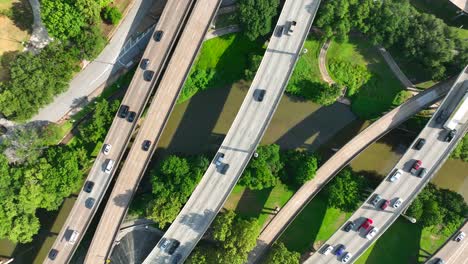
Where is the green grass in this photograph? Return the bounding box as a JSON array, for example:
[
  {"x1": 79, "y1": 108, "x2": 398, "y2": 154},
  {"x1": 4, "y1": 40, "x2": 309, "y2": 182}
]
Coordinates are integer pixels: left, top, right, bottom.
[
  {"x1": 326, "y1": 35, "x2": 404, "y2": 120},
  {"x1": 288, "y1": 34, "x2": 324, "y2": 84}
]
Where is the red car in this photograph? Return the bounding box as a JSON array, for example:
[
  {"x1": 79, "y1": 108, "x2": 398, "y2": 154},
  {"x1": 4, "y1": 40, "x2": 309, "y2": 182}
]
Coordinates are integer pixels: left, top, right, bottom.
[
  {"x1": 410, "y1": 160, "x2": 422, "y2": 175},
  {"x1": 360, "y1": 218, "x2": 373, "y2": 231},
  {"x1": 380, "y1": 199, "x2": 390, "y2": 210}
]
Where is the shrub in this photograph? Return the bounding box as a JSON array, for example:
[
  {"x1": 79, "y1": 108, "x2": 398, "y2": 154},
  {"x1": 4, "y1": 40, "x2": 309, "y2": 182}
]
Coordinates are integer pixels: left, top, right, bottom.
[{"x1": 102, "y1": 6, "x2": 122, "y2": 25}]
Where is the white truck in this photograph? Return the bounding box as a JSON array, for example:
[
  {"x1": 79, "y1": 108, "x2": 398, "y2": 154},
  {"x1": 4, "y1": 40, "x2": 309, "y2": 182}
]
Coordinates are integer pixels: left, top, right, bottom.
[{"x1": 443, "y1": 90, "x2": 468, "y2": 131}]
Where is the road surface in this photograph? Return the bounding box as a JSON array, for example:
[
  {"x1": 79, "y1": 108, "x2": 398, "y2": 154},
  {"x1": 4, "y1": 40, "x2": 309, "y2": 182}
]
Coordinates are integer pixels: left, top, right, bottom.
[
  {"x1": 305, "y1": 66, "x2": 468, "y2": 264},
  {"x1": 142, "y1": 0, "x2": 322, "y2": 263},
  {"x1": 84, "y1": 0, "x2": 220, "y2": 262},
  {"x1": 426, "y1": 221, "x2": 468, "y2": 264},
  {"x1": 43, "y1": 1, "x2": 191, "y2": 262},
  {"x1": 247, "y1": 77, "x2": 454, "y2": 263}
]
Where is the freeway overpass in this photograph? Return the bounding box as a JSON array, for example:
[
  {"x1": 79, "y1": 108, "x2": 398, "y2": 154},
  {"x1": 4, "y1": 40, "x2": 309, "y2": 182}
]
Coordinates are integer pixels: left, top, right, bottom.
[
  {"x1": 247, "y1": 76, "x2": 456, "y2": 263},
  {"x1": 305, "y1": 66, "x2": 468, "y2": 264},
  {"x1": 142, "y1": 0, "x2": 322, "y2": 263},
  {"x1": 43, "y1": 1, "x2": 193, "y2": 263},
  {"x1": 83, "y1": 0, "x2": 221, "y2": 262},
  {"x1": 426, "y1": 220, "x2": 468, "y2": 264}
]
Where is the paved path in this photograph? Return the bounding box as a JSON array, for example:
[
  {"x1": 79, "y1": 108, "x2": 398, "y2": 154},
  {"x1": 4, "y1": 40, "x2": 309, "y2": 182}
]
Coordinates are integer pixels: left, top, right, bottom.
[
  {"x1": 31, "y1": 0, "x2": 155, "y2": 122},
  {"x1": 318, "y1": 39, "x2": 335, "y2": 84},
  {"x1": 378, "y1": 46, "x2": 416, "y2": 90},
  {"x1": 205, "y1": 24, "x2": 240, "y2": 40},
  {"x1": 27, "y1": 0, "x2": 52, "y2": 51},
  {"x1": 247, "y1": 78, "x2": 454, "y2": 263}
]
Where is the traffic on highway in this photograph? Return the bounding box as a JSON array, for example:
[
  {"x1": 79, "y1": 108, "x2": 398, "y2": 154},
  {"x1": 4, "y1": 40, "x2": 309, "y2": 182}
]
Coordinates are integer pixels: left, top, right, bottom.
[{"x1": 305, "y1": 67, "x2": 468, "y2": 264}]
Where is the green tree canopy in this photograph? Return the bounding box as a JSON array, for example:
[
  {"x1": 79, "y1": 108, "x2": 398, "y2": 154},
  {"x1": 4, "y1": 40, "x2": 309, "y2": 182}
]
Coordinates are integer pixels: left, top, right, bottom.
[
  {"x1": 325, "y1": 168, "x2": 367, "y2": 211},
  {"x1": 240, "y1": 144, "x2": 283, "y2": 190},
  {"x1": 41, "y1": 0, "x2": 85, "y2": 40},
  {"x1": 281, "y1": 149, "x2": 318, "y2": 187},
  {"x1": 238, "y1": 0, "x2": 280, "y2": 40},
  {"x1": 263, "y1": 242, "x2": 300, "y2": 264}
]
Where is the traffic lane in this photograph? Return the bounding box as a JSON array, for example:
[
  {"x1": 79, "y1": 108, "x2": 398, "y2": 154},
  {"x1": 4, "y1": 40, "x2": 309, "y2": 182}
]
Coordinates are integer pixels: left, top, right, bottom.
[{"x1": 428, "y1": 222, "x2": 468, "y2": 263}]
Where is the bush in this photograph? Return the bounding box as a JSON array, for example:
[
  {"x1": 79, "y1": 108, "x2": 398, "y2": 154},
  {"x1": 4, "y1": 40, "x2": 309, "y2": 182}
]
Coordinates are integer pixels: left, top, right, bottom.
[
  {"x1": 244, "y1": 53, "x2": 263, "y2": 80},
  {"x1": 102, "y1": 6, "x2": 122, "y2": 25},
  {"x1": 328, "y1": 59, "x2": 371, "y2": 96},
  {"x1": 451, "y1": 134, "x2": 468, "y2": 162},
  {"x1": 178, "y1": 69, "x2": 216, "y2": 103}
]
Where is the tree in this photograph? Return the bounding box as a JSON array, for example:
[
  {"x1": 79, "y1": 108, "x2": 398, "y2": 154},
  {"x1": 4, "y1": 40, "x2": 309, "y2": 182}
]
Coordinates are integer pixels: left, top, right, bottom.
[
  {"x1": 80, "y1": 99, "x2": 120, "y2": 146},
  {"x1": 281, "y1": 150, "x2": 318, "y2": 187},
  {"x1": 240, "y1": 144, "x2": 283, "y2": 190},
  {"x1": 212, "y1": 210, "x2": 236, "y2": 242},
  {"x1": 74, "y1": 25, "x2": 107, "y2": 60},
  {"x1": 102, "y1": 6, "x2": 122, "y2": 25},
  {"x1": 263, "y1": 242, "x2": 300, "y2": 264},
  {"x1": 325, "y1": 168, "x2": 367, "y2": 211},
  {"x1": 244, "y1": 54, "x2": 263, "y2": 80},
  {"x1": 3, "y1": 126, "x2": 47, "y2": 163},
  {"x1": 74, "y1": 0, "x2": 101, "y2": 24},
  {"x1": 420, "y1": 200, "x2": 444, "y2": 227},
  {"x1": 238, "y1": 0, "x2": 280, "y2": 40},
  {"x1": 41, "y1": 0, "x2": 85, "y2": 40}
]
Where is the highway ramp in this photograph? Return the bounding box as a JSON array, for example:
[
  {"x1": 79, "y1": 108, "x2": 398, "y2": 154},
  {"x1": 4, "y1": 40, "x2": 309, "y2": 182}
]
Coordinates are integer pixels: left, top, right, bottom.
[{"x1": 143, "y1": 0, "x2": 322, "y2": 263}]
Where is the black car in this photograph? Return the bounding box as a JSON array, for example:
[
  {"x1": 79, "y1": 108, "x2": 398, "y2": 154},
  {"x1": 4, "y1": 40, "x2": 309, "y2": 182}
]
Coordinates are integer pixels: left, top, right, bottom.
[
  {"x1": 275, "y1": 25, "x2": 284, "y2": 37},
  {"x1": 154, "y1": 30, "x2": 164, "y2": 41},
  {"x1": 85, "y1": 197, "x2": 95, "y2": 209},
  {"x1": 144, "y1": 70, "x2": 154, "y2": 81},
  {"x1": 254, "y1": 89, "x2": 266, "y2": 102},
  {"x1": 418, "y1": 168, "x2": 427, "y2": 178},
  {"x1": 414, "y1": 138, "x2": 426, "y2": 150},
  {"x1": 127, "y1": 111, "x2": 136, "y2": 122},
  {"x1": 141, "y1": 58, "x2": 150, "y2": 70},
  {"x1": 167, "y1": 240, "x2": 180, "y2": 255},
  {"x1": 172, "y1": 254, "x2": 182, "y2": 264},
  {"x1": 84, "y1": 181, "x2": 95, "y2": 193},
  {"x1": 445, "y1": 129, "x2": 456, "y2": 142},
  {"x1": 48, "y1": 249, "x2": 59, "y2": 260},
  {"x1": 142, "y1": 140, "x2": 151, "y2": 151},
  {"x1": 344, "y1": 221, "x2": 355, "y2": 232},
  {"x1": 119, "y1": 105, "x2": 129, "y2": 118}
]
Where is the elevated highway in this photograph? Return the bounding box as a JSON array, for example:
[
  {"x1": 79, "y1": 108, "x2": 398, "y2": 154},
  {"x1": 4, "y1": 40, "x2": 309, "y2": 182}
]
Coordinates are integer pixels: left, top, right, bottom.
[
  {"x1": 425, "y1": 220, "x2": 468, "y2": 264},
  {"x1": 83, "y1": 0, "x2": 222, "y2": 262},
  {"x1": 305, "y1": 66, "x2": 468, "y2": 264},
  {"x1": 247, "y1": 77, "x2": 455, "y2": 263},
  {"x1": 43, "y1": 1, "x2": 194, "y2": 262},
  {"x1": 143, "y1": 0, "x2": 322, "y2": 263}
]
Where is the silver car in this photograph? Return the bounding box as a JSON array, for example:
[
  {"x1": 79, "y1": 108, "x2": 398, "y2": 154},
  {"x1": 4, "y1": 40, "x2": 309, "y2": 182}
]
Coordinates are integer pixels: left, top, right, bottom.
[
  {"x1": 393, "y1": 198, "x2": 403, "y2": 208},
  {"x1": 342, "y1": 252, "x2": 352, "y2": 263}
]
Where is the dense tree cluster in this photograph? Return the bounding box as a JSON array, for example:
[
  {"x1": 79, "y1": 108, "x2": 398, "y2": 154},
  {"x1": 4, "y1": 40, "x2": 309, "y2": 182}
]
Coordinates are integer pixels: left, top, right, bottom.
[
  {"x1": 316, "y1": 0, "x2": 466, "y2": 79},
  {"x1": 263, "y1": 242, "x2": 300, "y2": 264},
  {"x1": 407, "y1": 183, "x2": 467, "y2": 230},
  {"x1": 324, "y1": 168, "x2": 369, "y2": 212},
  {"x1": 238, "y1": 0, "x2": 280, "y2": 40},
  {"x1": 146, "y1": 155, "x2": 209, "y2": 228},
  {"x1": 452, "y1": 134, "x2": 468, "y2": 162},
  {"x1": 187, "y1": 210, "x2": 260, "y2": 264},
  {"x1": 240, "y1": 144, "x2": 283, "y2": 190},
  {"x1": 281, "y1": 149, "x2": 318, "y2": 187}
]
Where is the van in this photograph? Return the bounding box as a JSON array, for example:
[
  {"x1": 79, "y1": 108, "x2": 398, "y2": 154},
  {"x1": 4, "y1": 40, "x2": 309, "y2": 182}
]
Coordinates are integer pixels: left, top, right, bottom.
[
  {"x1": 68, "y1": 230, "x2": 79, "y2": 244},
  {"x1": 105, "y1": 159, "x2": 114, "y2": 174}
]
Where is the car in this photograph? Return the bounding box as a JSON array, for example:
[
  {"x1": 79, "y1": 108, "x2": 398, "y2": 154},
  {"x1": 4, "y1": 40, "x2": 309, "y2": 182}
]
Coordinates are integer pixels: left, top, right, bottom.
[
  {"x1": 289, "y1": 20, "x2": 297, "y2": 34},
  {"x1": 141, "y1": 58, "x2": 150, "y2": 70},
  {"x1": 127, "y1": 111, "x2": 136, "y2": 123},
  {"x1": 380, "y1": 199, "x2": 390, "y2": 210},
  {"x1": 371, "y1": 194, "x2": 382, "y2": 206},
  {"x1": 341, "y1": 252, "x2": 352, "y2": 263},
  {"x1": 104, "y1": 159, "x2": 114, "y2": 174},
  {"x1": 119, "y1": 105, "x2": 129, "y2": 118},
  {"x1": 418, "y1": 168, "x2": 427, "y2": 178},
  {"x1": 219, "y1": 163, "x2": 229, "y2": 175},
  {"x1": 393, "y1": 198, "x2": 403, "y2": 208},
  {"x1": 172, "y1": 254, "x2": 182, "y2": 264},
  {"x1": 344, "y1": 221, "x2": 355, "y2": 232},
  {"x1": 445, "y1": 129, "x2": 456, "y2": 142},
  {"x1": 254, "y1": 89, "x2": 266, "y2": 102},
  {"x1": 144, "y1": 70, "x2": 154, "y2": 81},
  {"x1": 275, "y1": 25, "x2": 284, "y2": 37},
  {"x1": 455, "y1": 231, "x2": 465, "y2": 242},
  {"x1": 215, "y1": 152, "x2": 225, "y2": 166},
  {"x1": 167, "y1": 240, "x2": 180, "y2": 255},
  {"x1": 410, "y1": 160, "x2": 422, "y2": 175},
  {"x1": 154, "y1": 30, "x2": 164, "y2": 41},
  {"x1": 142, "y1": 140, "x2": 151, "y2": 151},
  {"x1": 84, "y1": 181, "x2": 95, "y2": 193},
  {"x1": 158, "y1": 238, "x2": 170, "y2": 251},
  {"x1": 366, "y1": 227, "x2": 379, "y2": 240},
  {"x1": 389, "y1": 169, "x2": 403, "y2": 182},
  {"x1": 414, "y1": 138, "x2": 426, "y2": 150},
  {"x1": 360, "y1": 218, "x2": 373, "y2": 231},
  {"x1": 322, "y1": 245, "x2": 333, "y2": 255},
  {"x1": 68, "y1": 230, "x2": 79, "y2": 244},
  {"x1": 436, "y1": 110, "x2": 447, "y2": 124},
  {"x1": 103, "y1": 144, "x2": 111, "y2": 155},
  {"x1": 85, "y1": 197, "x2": 95, "y2": 209},
  {"x1": 335, "y1": 245, "x2": 346, "y2": 256},
  {"x1": 48, "y1": 249, "x2": 59, "y2": 260},
  {"x1": 435, "y1": 258, "x2": 445, "y2": 264}
]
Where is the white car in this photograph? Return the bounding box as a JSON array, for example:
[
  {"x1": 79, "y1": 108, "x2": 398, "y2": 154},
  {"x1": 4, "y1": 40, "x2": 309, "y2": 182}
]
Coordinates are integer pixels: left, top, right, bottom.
[
  {"x1": 215, "y1": 152, "x2": 225, "y2": 166},
  {"x1": 104, "y1": 159, "x2": 114, "y2": 174},
  {"x1": 393, "y1": 198, "x2": 403, "y2": 208},
  {"x1": 322, "y1": 245, "x2": 333, "y2": 255},
  {"x1": 455, "y1": 231, "x2": 465, "y2": 242},
  {"x1": 366, "y1": 227, "x2": 379, "y2": 240},
  {"x1": 341, "y1": 252, "x2": 352, "y2": 263},
  {"x1": 103, "y1": 144, "x2": 111, "y2": 155},
  {"x1": 389, "y1": 169, "x2": 403, "y2": 182}
]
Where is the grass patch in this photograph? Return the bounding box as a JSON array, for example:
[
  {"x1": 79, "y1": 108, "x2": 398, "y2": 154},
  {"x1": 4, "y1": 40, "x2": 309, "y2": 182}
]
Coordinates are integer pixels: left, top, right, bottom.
[
  {"x1": 214, "y1": 12, "x2": 239, "y2": 29},
  {"x1": 326, "y1": 35, "x2": 404, "y2": 119},
  {"x1": 287, "y1": 34, "x2": 324, "y2": 85}
]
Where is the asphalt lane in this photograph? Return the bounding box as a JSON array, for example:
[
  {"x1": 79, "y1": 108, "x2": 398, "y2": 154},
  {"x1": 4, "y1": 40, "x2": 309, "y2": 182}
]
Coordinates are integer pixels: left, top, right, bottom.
[
  {"x1": 305, "y1": 68, "x2": 468, "y2": 264},
  {"x1": 83, "y1": 0, "x2": 221, "y2": 262},
  {"x1": 426, "y1": 221, "x2": 468, "y2": 264},
  {"x1": 43, "y1": 1, "x2": 191, "y2": 263},
  {"x1": 142, "y1": 0, "x2": 321, "y2": 263}
]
